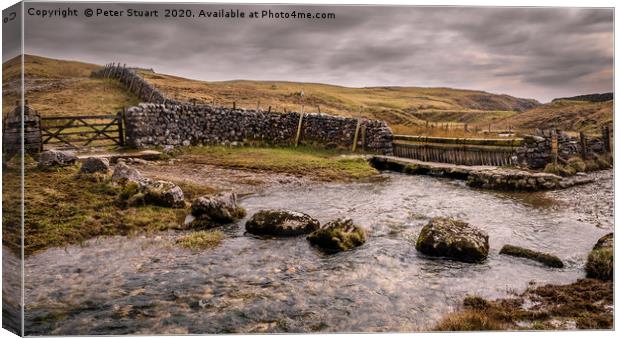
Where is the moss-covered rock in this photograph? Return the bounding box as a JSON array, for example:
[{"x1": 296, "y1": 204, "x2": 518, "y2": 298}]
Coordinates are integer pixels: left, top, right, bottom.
[
  {"x1": 117, "y1": 178, "x2": 184, "y2": 208},
  {"x1": 111, "y1": 162, "x2": 144, "y2": 183},
  {"x1": 143, "y1": 180, "x2": 185, "y2": 208},
  {"x1": 307, "y1": 218, "x2": 366, "y2": 253},
  {"x1": 187, "y1": 192, "x2": 245, "y2": 229},
  {"x1": 415, "y1": 217, "x2": 489, "y2": 262},
  {"x1": 245, "y1": 210, "x2": 320, "y2": 236},
  {"x1": 499, "y1": 244, "x2": 564, "y2": 268},
  {"x1": 586, "y1": 233, "x2": 613, "y2": 281}
]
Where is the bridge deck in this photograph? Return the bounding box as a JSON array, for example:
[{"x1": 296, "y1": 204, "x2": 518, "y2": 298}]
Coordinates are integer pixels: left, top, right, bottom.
[
  {"x1": 369, "y1": 155, "x2": 593, "y2": 190},
  {"x1": 374, "y1": 155, "x2": 499, "y2": 172}
]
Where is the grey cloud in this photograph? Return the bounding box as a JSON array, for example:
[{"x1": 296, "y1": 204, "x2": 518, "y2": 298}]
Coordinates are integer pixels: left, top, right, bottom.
[{"x1": 20, "y1": 3, "x2": 613, "y2": 102}]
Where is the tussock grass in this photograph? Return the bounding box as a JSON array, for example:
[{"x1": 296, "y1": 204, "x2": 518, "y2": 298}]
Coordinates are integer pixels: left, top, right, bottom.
[
  {"x1": 434, "y1": 310, "x2": 505, "y2": 331},
  {"x1": 183, "y1": 145, "x2": 379, "y2": 181},
  {"x1": 176, "y1": 230, "x2": 224, "y2": 250}
]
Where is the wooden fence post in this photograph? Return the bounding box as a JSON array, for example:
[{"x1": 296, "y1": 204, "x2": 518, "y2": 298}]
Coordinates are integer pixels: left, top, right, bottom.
[
  {"x1": 551, "y1": 129, "x2": 558, "y2": 165},
  {"x1": 233, "y1": 101, "x2": 236, "y2": 110},
  {"x1": 117, "y1": 110, "x2": 125, "y2": 146},
  {"x1": 602, "y1": 124, "x2": 611, "y2": 153},
  {"x1": 294, "y1": 105, "x2": 304, "y2": 147},
  {"x1": 579, "y1": 131, "x2": 588, "y2": 160},
  {"x1": 352, "y1": 119, "x2": 362, "y2": 152}
]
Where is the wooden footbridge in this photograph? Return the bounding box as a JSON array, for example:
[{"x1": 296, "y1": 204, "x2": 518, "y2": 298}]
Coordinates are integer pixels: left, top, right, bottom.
[{"x1": 391, "y1": 135, "x2": 523, "y2": 166}]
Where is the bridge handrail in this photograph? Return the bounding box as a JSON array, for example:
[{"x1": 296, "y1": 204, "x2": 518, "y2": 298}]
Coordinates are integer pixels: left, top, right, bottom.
[{"x1": 393, "y1": 134, "x2": 524, "y2": 147}]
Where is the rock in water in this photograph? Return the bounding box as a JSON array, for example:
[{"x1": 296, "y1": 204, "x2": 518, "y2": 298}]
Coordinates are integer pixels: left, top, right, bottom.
[
  {"x1": 245, "y1": 210, "x2": 320, "y2": 236},
  {"x1": 415, "y1": 217, "x2": 489, "y2": 262},
  {"x1": 499, "y1": 244, "x2": 563, "y2": 268},
  {"x1": 189, "y1": 192, "x2": 245, "y2": 228},
  {"x1": 586, "y1": 233, "x2": 613, "y2": 280},
  {"x1": 144, "y1": 180, "x2": 185, "y2": 208},
  {"x1": 79, "y1": 157, "x2": 110, "y2": 174},
  {"x1": 307, "y1": 218, "x2": 366, "y2": 253},
  {"x1": 38, "y1": 149, "x2": 77, "y2": 168},
  {"x1": 112, "y1": 162, "x2": 144, "y2": 183}
]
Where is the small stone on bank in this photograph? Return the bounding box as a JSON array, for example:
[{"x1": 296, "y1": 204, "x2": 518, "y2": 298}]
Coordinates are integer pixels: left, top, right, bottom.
[
  {"x1": 80, "y1": 157, "x2": 110, "y2": 174},
  {"x1": 38, "y1": 149, "x2": 77, "y2": 168}
]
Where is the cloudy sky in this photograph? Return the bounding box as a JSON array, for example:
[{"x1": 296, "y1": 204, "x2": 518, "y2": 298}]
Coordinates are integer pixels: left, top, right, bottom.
[{"x1": 16, "y1": 3, "x2": 614, "y2": 102}]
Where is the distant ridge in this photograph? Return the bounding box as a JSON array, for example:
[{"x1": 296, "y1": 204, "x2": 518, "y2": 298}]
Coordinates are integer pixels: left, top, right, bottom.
[{"x1": 552, "y1": 92, "x2": 613, "y2": 103}]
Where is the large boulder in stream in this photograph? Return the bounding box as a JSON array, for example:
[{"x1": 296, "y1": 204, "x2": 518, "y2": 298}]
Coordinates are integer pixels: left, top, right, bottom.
[
  {"x1": 586, "y1": 233, "x2": 613, "y2": 281},
  {"x1": 415, "y1": 217, "x2": 489, "y2": 262},
  {"x1": 307, "y1": 218, "x2": 366, "y2": 253},
  {"x1": 37, "y1": 149, "x2": 77, "y2": 168},
  {"x1": 245, "y1": 210, "x2": 320, "y2": 236},
  {"x1": 187, "y1": 192, "x2": 245, "y2": 228}
]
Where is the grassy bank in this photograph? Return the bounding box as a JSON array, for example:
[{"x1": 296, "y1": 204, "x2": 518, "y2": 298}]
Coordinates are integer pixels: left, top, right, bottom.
[
  {"x1": 434, "y1": 278, "x2": 613, "y2": 331},
  {"x1": 181, "y1": 145, "x2": 379, "y2": 181},
  {"x1": 5, "y1": 166, "x2": 216, "y2": 256}
]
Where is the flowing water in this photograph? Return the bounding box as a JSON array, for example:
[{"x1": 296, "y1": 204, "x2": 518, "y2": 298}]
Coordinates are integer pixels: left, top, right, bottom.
[{"x1": 24, "y1": 171, "x2": 613, "y2": 334}]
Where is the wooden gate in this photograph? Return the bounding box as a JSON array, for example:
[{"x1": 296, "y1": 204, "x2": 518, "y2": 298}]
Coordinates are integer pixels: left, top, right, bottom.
[{"x1": 41, "y1": 112, "x2": 124, "y2": 149}]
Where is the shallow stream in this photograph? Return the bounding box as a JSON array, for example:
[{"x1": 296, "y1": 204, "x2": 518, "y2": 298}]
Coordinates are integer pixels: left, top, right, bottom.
[{"x1": 24, "y1": 170, "x2": 613, "y2": 334}]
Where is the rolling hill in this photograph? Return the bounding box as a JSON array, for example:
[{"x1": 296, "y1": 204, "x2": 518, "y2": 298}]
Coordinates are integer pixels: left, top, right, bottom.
[
  {"x1": 499, "y1": 99, "x2": 613, "y2": 134},
  {"x1": 2, "y1": 55, "x2": 139, "y2": 117},
  {"x1": 4, "y1": 55, "x2": 611, "y2": 135},
  {"x1": 138, "y1": 69, "x2": 539, "y2": 134}
]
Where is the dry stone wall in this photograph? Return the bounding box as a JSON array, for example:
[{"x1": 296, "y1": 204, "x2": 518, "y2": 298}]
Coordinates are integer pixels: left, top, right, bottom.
[
  {"x1": 515, "y1": 129, "x2": 608, "y2": 169},
  {"x1": 125, "y1": 103, "x2": 394, "y2": 154},
  {"x1": 91, "y1": 63, "x2": 183, "y2": 105},
  {"x1": 2, "y1": 103, "x2": 42, "y2": 162}
]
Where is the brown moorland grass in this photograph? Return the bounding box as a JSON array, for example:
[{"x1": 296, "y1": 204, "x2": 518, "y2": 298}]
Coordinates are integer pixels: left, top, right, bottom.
[
  {"x1": 2, "y1": 55, "x2": 140, "y2": 117},
  {"x1": 137, "y1": 69, "x2": 537, "y2": 133},
  {"x1": 434, "y1": 278, "x2": 613, "y2": 331},
  {"x1": 499, "y1": 99, "x2": 613, "y2": 134}
]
